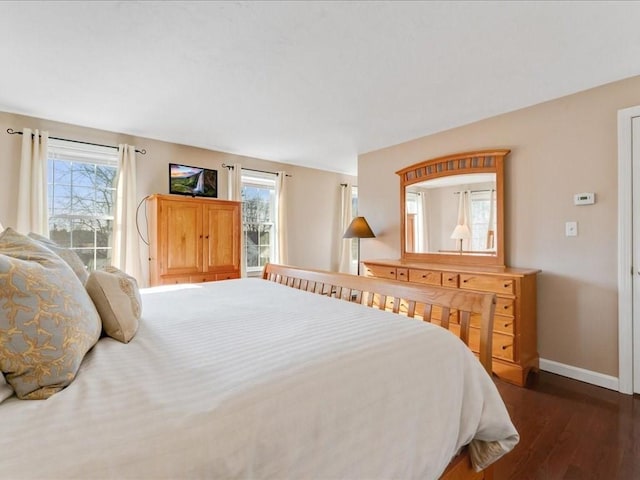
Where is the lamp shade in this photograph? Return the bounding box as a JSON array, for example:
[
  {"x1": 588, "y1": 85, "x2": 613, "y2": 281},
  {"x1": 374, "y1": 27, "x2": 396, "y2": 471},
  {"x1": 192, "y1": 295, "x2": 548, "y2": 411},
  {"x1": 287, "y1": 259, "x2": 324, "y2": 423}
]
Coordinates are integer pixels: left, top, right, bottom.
[
  {"x1": 343, "y1": 216, "x2": 376, "y2": 239},
  {"x1": 450, "y1": 224, "x2": 471, "y2": 240}
]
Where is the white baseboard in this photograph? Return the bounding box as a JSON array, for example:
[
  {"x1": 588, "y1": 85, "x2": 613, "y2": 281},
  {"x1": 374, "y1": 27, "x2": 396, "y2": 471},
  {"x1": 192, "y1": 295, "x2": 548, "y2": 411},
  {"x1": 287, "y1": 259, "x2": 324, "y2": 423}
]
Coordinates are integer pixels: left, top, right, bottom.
[{"x1": 539, "y1": 358, "x2": 620, "y2": 392}]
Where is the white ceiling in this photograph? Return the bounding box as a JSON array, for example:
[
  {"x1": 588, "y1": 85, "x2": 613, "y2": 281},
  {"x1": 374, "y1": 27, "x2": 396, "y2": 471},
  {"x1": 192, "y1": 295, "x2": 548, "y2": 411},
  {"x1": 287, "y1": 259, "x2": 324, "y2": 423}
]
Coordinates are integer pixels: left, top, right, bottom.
[{"x1": 1, "y1": 1, "x2": 639, "y2": 175}]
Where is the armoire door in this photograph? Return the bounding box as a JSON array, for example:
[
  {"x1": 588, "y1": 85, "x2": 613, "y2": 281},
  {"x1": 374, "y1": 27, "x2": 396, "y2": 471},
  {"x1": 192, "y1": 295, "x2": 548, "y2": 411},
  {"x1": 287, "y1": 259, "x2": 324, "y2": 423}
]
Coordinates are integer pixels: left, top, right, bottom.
[
  {"x1": 203, "y1": 202, "x2": 240, "y2": 274},
  {"x1": 160, "y1": 200, "x2": 203, "y2": 275}
]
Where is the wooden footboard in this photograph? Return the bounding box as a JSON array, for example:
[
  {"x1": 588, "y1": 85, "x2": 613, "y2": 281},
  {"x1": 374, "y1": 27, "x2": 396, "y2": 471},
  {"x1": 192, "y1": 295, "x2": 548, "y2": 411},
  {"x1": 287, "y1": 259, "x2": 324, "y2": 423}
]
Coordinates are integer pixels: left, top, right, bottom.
[
  {"x1": 262, "y1": 263, "x2": 496, "y2": 375},
  {"x1": 262, "y1": 264, "x2": 498, "y2": 480},
  {"x1": 441, "y1": 450, "x2": 493, "y2": 480}
]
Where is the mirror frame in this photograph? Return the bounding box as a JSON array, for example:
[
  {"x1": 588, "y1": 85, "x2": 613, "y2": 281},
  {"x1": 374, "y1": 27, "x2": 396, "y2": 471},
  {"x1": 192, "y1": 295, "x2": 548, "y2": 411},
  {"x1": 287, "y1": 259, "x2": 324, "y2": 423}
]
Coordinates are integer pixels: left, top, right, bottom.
[{"x1": 397, "y1": 149, "x2": 509, "y2": 267}]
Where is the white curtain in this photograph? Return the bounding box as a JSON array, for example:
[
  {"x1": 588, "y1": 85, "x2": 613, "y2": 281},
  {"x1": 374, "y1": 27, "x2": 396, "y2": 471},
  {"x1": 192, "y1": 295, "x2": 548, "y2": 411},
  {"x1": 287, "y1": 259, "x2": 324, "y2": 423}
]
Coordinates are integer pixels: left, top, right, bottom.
[
  {"x1": 227, "y1": 164, "x2": 246, "y2": 277},
  {"x1": 464, "y1": 190, "x2": 473, "y2": 250},
  {"x1": 338, "y1": 184, "x2": 353, "y2": 273},
  {"x1": 17, "y1": 128, "x2": 49, "y2": 235},
  {"x1": 275, "y1": 172, "x2": 288, "y2": 264},
  {"x1": 452, "y1": 190, "x2": 472, "y2": 251},
  {"x1": 486, "y1": 189, "x2": 496, "y2": 249},
  {"x1": 416, "y1": 191, "x2": 430, "y2": 253},
  {"x1": 227, "y1": 163, "x2": 242, "y2": 201},
  {"x1": 112, "y1": 145, "x2": 144, "y2": 285}
]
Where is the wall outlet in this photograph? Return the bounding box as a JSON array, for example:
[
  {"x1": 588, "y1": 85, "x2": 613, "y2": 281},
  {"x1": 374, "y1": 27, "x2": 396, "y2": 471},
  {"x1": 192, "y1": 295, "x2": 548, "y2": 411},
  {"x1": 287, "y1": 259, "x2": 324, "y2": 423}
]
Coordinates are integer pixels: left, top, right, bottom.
[{"x1": 566, "y1": 221, "x2": 578, "y2": 237}]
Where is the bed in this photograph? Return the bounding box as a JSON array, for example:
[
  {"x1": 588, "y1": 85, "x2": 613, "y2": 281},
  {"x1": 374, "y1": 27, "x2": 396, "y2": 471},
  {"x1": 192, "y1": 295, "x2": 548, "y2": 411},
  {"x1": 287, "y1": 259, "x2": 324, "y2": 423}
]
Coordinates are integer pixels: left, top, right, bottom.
[{"x1": 0, "y1": 257, "x2": 518, "y2": 479}]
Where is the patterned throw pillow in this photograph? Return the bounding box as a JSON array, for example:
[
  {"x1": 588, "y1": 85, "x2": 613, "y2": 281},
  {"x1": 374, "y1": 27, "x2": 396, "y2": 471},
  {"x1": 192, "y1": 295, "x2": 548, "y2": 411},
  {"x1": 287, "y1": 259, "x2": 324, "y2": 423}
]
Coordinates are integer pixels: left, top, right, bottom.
[
  {"x1": 86, "y1": 266, "x2": 142, "y2": 343},
  {"x1": 27, "y1": 232, "x2": 90, "y2": 285},
  {"x1": 0, "y1": 228, "x2": 102, "y2": 400}
]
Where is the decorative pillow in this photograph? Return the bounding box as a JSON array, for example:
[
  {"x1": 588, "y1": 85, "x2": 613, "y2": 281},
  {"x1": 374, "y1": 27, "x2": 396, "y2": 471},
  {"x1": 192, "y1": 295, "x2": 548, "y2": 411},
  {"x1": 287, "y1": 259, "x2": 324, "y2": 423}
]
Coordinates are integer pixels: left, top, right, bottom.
[
  {"x1": 86, "y1": 266, "x2": 141, "y2": 343},
  {"x1": 0, "y1": 373, "x2": 13, "y2": 404},
  {"x1": 0, "y1": 228, "x2": 102, "y2": 400},
  {"x1": 27, "y1": 232, "x2": 89, "y2": 285}
]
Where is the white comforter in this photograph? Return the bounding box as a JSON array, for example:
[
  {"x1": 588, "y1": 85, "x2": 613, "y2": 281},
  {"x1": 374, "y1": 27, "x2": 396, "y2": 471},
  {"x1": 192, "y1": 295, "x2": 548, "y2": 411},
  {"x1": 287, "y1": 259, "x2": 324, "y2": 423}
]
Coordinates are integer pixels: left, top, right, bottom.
[{"x1": 0, "y1": 278, "x2": 518, "y2": 479}]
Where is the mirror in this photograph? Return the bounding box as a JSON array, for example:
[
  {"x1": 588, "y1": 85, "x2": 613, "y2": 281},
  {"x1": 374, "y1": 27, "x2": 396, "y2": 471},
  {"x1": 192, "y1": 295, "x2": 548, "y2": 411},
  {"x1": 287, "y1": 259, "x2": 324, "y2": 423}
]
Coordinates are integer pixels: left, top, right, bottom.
[{"x1": 397, "y1": 150, "x2": 509, "y2": 266}]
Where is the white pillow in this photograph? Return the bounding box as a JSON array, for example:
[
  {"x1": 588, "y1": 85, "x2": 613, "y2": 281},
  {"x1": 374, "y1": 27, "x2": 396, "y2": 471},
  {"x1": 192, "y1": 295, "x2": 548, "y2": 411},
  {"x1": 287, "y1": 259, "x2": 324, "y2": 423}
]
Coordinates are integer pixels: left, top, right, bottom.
[{"x1": 86, "y1": 266, "x2": 142, "y2": 343}]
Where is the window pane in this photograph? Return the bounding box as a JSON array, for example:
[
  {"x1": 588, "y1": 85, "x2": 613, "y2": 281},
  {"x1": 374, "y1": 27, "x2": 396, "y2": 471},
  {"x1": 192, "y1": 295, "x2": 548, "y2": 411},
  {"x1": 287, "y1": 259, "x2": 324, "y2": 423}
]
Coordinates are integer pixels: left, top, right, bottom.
[
  {"x1": 52, "y1": 161, "x2": 71, "y2": 184},
  {"x1": 50, "y1": 219, "x2": 71, "y2": 247},
  {"x1": 246, "y1": 243, "x2": 259, "y2": 268},
  {"x1": 96, "y1": 219, "x2": 113, "y2": 248}
]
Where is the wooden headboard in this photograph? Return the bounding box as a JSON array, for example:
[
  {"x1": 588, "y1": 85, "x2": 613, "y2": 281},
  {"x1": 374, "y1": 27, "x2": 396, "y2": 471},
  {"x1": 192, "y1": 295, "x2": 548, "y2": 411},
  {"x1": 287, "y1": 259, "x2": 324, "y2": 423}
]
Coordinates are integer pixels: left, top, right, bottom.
[{"x1": 262, "y1": 263, "x2": 496, "y2": 375}]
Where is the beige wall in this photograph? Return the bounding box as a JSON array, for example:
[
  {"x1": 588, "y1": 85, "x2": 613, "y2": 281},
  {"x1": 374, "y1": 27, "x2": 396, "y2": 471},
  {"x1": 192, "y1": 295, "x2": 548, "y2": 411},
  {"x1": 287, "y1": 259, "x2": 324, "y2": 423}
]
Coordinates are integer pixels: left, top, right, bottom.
[
  {"x1": 359, "y1": 75, "x2": 640, "y2": 378},
  {"x1": 0, "y1": 111, "x2": 355, "y2": 282}
]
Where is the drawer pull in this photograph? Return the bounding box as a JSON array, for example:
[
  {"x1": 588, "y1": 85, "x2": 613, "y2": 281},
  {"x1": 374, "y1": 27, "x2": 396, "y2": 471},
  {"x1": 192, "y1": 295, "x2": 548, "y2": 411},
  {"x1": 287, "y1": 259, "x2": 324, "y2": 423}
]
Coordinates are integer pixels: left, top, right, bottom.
[
  {"x1": 501, "y1": 345, "x2": 509, "y2": 350},
  {"x1": 503, "y1": 322, "x2": 513, "y2": 328},
  {"x1": 422, "y1": 274, "x2": 427, "y2": 278},
  {"x1": 504, "y1": 283, "x2": 511, "y2": 288},
  {"x1": 399, "y1": 272, "x2": 405, "y2": 276},
  {"x1": 503, "y1": 305, "x2": 510, "y2": 310},
  {"x1": 390, "y1": 271, "x2": 395, "y2": 275}
]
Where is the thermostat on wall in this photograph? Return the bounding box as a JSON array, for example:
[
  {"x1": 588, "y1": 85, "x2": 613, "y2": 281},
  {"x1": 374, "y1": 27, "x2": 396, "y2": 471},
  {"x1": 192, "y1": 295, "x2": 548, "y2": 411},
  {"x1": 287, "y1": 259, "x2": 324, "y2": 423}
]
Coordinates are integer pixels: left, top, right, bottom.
[{"x1": 574, "y1": 192, "x2": 595, "y2": 205}]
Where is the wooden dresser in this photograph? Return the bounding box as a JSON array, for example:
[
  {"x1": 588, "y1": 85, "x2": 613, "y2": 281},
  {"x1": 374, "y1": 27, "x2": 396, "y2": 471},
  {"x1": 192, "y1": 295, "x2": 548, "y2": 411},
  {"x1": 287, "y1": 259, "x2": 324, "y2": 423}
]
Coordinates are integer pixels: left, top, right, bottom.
[
  {"x1": 148, "y1": 194, "x2": 241, "y2": 286},
  {"x1": 363, "y1": 259, "x2": 539, "y2": 386}
]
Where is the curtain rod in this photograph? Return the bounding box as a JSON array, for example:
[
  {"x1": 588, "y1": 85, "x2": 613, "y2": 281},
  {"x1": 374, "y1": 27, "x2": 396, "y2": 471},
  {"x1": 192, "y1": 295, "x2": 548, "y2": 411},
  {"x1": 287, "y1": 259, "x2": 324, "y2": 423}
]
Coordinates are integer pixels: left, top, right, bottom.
[
  {"x1": 222, "y1": 163, "x2": 291, "y2": 177},
  {"x1": 454, "y1": 189, "x2": 495, "y2": 194},
  {"x1": 6, "y1": 128, "x2": 147, "y2": 155}
]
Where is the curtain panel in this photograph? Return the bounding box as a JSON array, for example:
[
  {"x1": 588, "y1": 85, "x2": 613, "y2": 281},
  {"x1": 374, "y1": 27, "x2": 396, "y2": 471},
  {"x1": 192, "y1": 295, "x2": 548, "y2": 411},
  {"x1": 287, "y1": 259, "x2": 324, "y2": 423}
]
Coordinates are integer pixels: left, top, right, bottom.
[
  {"x1": 338, "y1": 184, "x2": 354, "y2": 273},
  {"x1": 112, "y1": 145, "x2": 144, "y2": 285},
  {"x1": 17, "y1": 128, "x2": 49, "y2": 235},
  {"x1": 227, "y1": 164, "x2": 246, "y2": 277},
  {"x1": 275, "y1": 172, "x2": 288, "y2": 265}
]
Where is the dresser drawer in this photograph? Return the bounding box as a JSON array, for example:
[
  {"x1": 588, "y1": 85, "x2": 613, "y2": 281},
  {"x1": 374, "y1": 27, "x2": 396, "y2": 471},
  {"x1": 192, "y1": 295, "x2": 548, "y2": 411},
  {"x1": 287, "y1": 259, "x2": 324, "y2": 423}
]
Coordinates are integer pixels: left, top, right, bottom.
[
  {"x1": 396, "y1": 268, "x2": 409, "y2": 281},
  {"x1": 459, "y1": 274, "x2": 515, "y2": 295},
  {"x1": 364, "y1": 264, "x2": 397, "y2": 280},
  {"x1": 442, "y1": 273, "x2": 459, "y2": 288},
  {"x1": 469, "y1": 328, "x2": 515, "y2": 361},
  {"x1": 494, "y1": 296, "x2": 515, "y2": 316},
  {"x1": 471, "y1": 312, "x2": 514, "y2": 335},
  {"x1": 408, "y1": 268, "x2": 442, "y2": 286}
]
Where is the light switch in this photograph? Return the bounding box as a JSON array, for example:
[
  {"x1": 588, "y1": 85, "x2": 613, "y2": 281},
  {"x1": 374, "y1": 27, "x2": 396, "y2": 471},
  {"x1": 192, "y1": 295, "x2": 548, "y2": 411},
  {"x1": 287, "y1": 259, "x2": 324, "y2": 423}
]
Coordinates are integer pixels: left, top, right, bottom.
[{"x1": 566, "y1": 221, "x2": 578, "y2": 237}]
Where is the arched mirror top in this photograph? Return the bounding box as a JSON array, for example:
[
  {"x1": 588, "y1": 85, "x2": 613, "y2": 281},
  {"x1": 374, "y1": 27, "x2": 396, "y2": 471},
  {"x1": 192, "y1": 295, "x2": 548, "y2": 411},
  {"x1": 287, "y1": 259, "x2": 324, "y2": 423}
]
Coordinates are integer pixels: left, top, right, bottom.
[{"x1": 397, "y1": 149, "x2": 509, "y2": 267}]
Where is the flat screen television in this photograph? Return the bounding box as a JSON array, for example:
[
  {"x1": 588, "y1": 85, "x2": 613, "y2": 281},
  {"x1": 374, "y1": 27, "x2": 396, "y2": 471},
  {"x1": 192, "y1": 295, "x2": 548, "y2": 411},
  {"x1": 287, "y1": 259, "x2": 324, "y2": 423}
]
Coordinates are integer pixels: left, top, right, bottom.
[{"x1": 169, "y1": 163, "x2": 218, "y2": 198}]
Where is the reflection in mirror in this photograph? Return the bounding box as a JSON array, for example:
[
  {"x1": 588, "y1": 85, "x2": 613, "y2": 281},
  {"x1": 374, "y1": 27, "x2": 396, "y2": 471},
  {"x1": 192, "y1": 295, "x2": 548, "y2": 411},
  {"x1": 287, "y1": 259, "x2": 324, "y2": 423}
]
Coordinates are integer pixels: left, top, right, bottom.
[
  {"x1": 405, "y1": 173, "x2": 497, "y2": 255},
  {"x1": 397, "y1": 149, "x2": 508, "y2": 266}
]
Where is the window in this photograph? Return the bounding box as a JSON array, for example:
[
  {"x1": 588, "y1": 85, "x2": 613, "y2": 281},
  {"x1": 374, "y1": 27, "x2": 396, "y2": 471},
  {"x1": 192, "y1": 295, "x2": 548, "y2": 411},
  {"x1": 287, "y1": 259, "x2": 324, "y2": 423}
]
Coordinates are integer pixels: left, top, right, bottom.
[
  {"x1": 241, "y1": 171, "x2": 276, "y2": 273},
  {"x1": 405, "y1": 191, "x2": 419, "y2": 252},
  {"x1": 47, "y1": 139, "x2": 118, "y2": 271}
]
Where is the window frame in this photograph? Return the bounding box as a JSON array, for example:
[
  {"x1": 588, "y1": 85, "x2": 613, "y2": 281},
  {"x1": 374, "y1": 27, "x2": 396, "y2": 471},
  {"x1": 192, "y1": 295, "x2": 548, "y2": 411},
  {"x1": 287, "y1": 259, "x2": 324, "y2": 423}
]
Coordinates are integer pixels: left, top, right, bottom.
[
  {"x1": 47, "y1": 139, "x2": 119, "y2": 271},
  {"x1": 241, "y1": 170, "x2": 277, "y2": 274}
]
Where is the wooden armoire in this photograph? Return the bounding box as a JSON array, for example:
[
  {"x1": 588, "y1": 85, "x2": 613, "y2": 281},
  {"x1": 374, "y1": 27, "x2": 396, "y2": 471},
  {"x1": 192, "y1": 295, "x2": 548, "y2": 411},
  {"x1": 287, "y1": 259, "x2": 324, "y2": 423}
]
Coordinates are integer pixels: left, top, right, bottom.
[{"x1": 147, "y1": 194, "x2": 241, "y2": 286}]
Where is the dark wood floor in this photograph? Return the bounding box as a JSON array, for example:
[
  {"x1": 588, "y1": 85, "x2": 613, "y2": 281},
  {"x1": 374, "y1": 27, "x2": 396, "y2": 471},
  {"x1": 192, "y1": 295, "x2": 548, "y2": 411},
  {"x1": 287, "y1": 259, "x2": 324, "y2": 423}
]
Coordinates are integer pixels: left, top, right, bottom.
[{"x1": 492, "y1": 371, "x2": 640, "y2": 480}]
